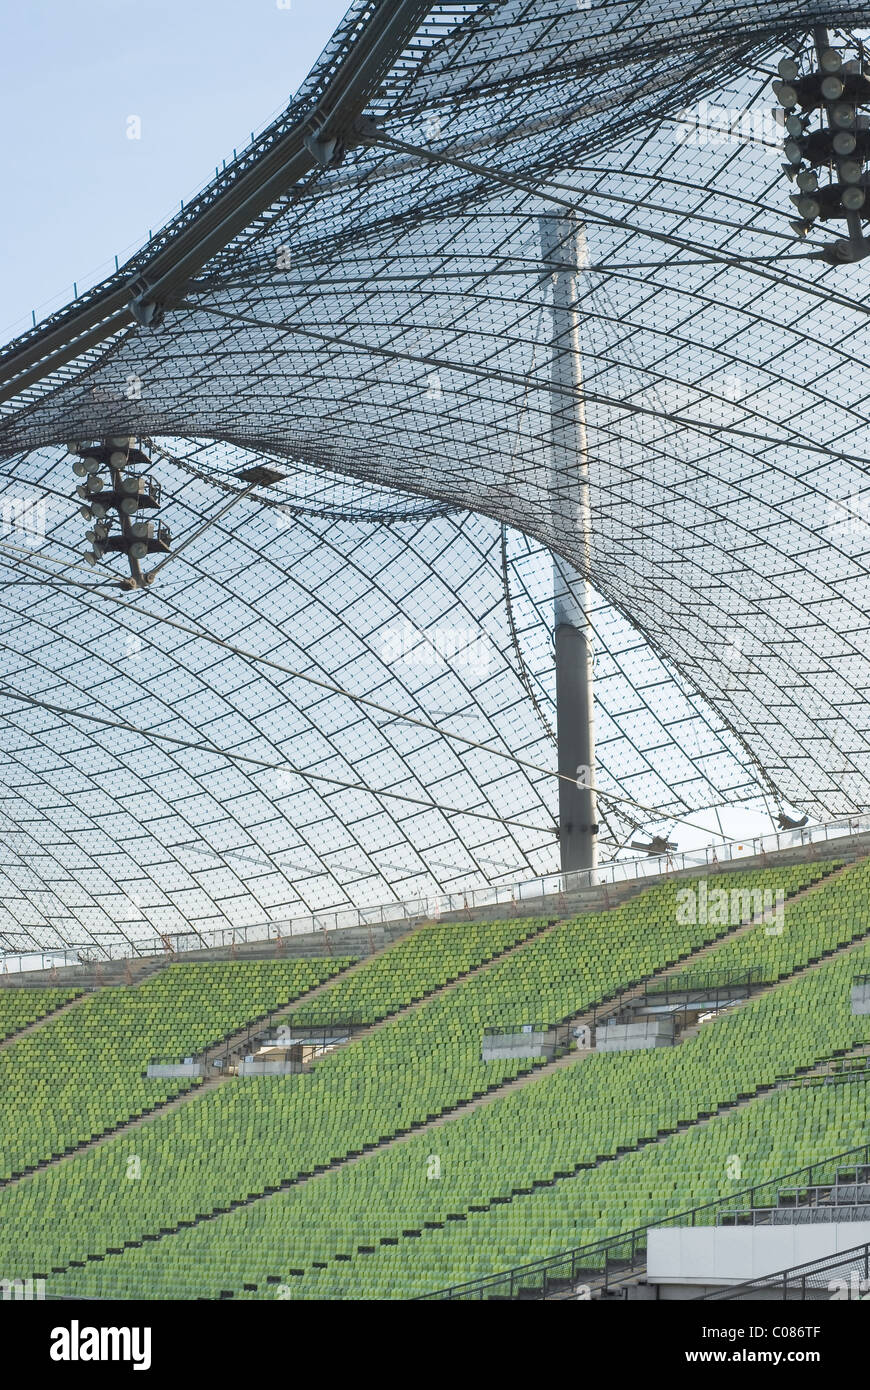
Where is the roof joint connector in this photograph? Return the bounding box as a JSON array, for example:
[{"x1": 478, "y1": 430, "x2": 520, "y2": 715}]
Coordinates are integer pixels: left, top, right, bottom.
[
  {"x1": 352, "y1": 113, "x2": 382, "y2": 145},
  {"x1": 128, "y1": 278, "x2": 165, "y2": 329},
  {"x1": 302, "y1": 122, "x2": 346, "y2": 168}
]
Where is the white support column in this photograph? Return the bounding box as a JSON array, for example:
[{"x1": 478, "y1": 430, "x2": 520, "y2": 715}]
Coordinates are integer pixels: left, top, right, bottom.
[{"x1": 540, "y1": 213, "x2": 598, "y2": 873}]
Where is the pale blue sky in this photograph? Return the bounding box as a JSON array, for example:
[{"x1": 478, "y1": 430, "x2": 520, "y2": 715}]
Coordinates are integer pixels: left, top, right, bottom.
[{"x1": 0, "y1": 0, "x2": 350, "y2": 343}]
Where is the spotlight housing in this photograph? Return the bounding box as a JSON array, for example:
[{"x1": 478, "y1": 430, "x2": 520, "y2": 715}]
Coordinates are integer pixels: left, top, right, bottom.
[
  {"x1": 832, "y1": 103, "x2": 857, "y2": 128},
  {"x1": 821, "y1": 75, "x2": 846, "y2": 100},
  {"x1": 833, "y1": 130, "x2": 858, "y2": 154},
  {"x1": 792, "y1": 194, "x2": 821, "y2": 219}
]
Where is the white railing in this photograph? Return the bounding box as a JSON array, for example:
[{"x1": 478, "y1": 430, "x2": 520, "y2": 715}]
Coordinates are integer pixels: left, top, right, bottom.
[{"x1": 3, "y1": 816, "x2": 870, "y2": 977}]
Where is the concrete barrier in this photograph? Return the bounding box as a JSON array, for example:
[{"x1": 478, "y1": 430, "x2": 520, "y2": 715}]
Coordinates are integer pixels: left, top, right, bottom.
[
  {"x1": 146, "y1": 1062, "x2": 202, "y2": 1078},
  {"x1": 237, "y1": 1059, "x2": 303, "y2": 1075},
  {"x1": 482, "y1": 1030, "x2": 554, "y2": 1061},
  {"x1": 851, "y1": 984, "x2": 870, "y2": 1015},
  {"x1": 596, "y1": 1018, "x2": 674, "y2": 1052},
  {"x1": 647, "y1": 1220, "x2": 870, "y2": 1298}
]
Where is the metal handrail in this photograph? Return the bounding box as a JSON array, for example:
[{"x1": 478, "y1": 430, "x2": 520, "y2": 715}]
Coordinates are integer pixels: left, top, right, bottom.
[
  {"x1": 3, "y1": 815, "x2": 868, "y2": 975},
  {"x1": 483, "y1": 1023, "x2": 559, "y2": 1036},
  {"x1": 696, "y1": 1239, "x2": 870, "y2": 1300},
  {"x1": 646, "y1": 966, "x2": 762, "y2": 994},
  {"x1": 419, "y1": 1138, "x2": 870, "y2": 1300}
]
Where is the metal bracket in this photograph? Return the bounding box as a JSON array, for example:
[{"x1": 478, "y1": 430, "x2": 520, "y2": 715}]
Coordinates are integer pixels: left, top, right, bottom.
[
  {"x1": 352, "y1": 113, "x2": 381, "y2": 144},
  {"x1": 811, "y1": 235, "x2": 870, "y2": 264},
  {"x1": 128, "y1": 280, "x2": 165, "y2": 328},
  {"x1": 302, "y1": 127, "x2": 346, "y2": 168}
]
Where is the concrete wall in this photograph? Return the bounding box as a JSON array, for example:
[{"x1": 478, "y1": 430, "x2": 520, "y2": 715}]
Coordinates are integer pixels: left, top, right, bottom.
[
  {"x1": 237, "y1": 1059, "x2": 303, "y2": 1075},
  {"x1": 851, "y1": 984, "x2": 870, "y2": 1015},
  {"x1": 597, "y1": 1018, "x2": 674, "y2": 1052},
  {"x1": 482, "y1": 1030, "x2": 553, "y2": 1061},
  {"x1": 647, "y1": 1221, "x2": 870, "y2": 1292},
  {"x1": 146, "y1": 1063, "x2": 202, "y2": 1078}
]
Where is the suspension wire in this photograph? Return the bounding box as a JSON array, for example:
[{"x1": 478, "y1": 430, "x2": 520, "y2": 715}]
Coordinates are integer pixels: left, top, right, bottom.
[
  {"x1": 0, "y1": 685, "x2": 555, "y2": 837},
  {"x1": 0, "y1": 528, "x2": 742, "y2": 836}
]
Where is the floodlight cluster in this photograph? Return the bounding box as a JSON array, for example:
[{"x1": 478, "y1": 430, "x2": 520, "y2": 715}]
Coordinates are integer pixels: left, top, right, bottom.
[
  {"x1": 71, "y1": 436, "x2": 171, "y2": 588},
  {"x1": 775, "y1": 36, "x2": 870, "y2": 259}
]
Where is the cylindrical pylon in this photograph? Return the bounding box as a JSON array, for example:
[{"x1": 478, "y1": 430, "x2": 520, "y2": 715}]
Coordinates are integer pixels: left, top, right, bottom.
[{"x1": 540, "y1": 213, "x2": 598, "y2": 874}]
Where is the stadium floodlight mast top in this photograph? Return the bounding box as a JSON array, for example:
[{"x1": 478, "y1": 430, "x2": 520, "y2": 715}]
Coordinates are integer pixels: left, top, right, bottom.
[{"x1": 777, "y1": 24, "x2": 870, "y2": 262}]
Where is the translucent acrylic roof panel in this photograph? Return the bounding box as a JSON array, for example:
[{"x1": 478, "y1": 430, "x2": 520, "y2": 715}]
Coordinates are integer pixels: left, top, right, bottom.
[
  {"x1": 1, "y1": 1, "x2": 869, "y2": 952},
  {"x1": 0, "y1": 440, "x2": 761, "y2": 956}
]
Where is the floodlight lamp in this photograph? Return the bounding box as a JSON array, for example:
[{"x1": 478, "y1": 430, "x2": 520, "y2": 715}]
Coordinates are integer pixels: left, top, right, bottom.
[
  {"x1": 109, "y1": 450, "x2": 127, "y2": 469},
  {"x1": 833, "y1": 130, "x2": 857, "y2": 154},
  {"x1": 120, "y1": 497, "x2": 138, "y2": 515},
  {"x1": 821, "y1": 75, "x2": 845, "y2": 100},
  {"x1": 90, "y1": 502, "x2": 107, "y2": 519},
  {"x1": 78, "y1": 505, "x2": 91, "y2": 520},
  {"x1": 796, "y1": 170, "x2": 819, "y2": 192},
  {"x1": 791, "y1": 194, "x2": 820, "y2": 219},
  {"x1": 785, "y1": 115, "x2": 804, "y2": 137},
  {"x1": 773, "y1": 80, "x2": 798, "y2": 108},
  {"x1": 820, "y1": 47, "x2": 843, "y2": 74},
  {"x1": 129, "y1": 541, "x2": 147, "y2": 559},
  {"x1": 73, "y1": 461, "x2": 87, "y2": 477},
  {"x1": 120, "y1": 476, "x2": 139, "y2": 495},
  {"x1": 842, "y1": 185, "x2": 866, "y2": 210},
  {"x1": 778, "y1": 57, "x2": 800, "y2": 81},
  {"x1": 86, "y1": 475, "x2": 105, "y2": 494},
  {"x1": 783, "y1": 140, "x2": 803, "y2": 163},
  {"x1": 109, "y1": 436, "x2": 134, "y2": 448},
  {"x1": 839, "y1": 159, "x2": 863, "y2": 184},
  {"x1": 789, "y1": 219, "x2": 813, "y2": 237},
  {"x1": 832, "y1": 104, "x2": 856, "y2": 128},
  {"x1": 631, "y1": 835, "x2": 678, "y2": 855}
]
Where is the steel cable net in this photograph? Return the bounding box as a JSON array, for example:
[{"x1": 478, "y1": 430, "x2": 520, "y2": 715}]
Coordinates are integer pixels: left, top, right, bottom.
[
  {"x1": 1, "y1": 0, "x2": 869, "y2": 953},
  {"x1": 0, "y1": 441, "x2": 756, "y2": 957}
]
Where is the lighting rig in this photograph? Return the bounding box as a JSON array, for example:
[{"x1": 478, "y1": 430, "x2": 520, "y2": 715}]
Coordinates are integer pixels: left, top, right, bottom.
[
  {"x1": 630, "y1": 835, "x2": 678, "y2": 856},
  {"x1": 69, "y1": 436, "x2": 171, "y2": 589},
  {"x1": 775, "y1": 28, "x2": 870, "y2": 264}
]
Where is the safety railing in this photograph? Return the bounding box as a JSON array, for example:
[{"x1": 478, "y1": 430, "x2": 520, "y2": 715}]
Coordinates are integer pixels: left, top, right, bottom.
[
  {"x1": 646, "y1": 966, "x2": 762, "y2": 995},
  {"x1": 418, "y1": 1139, "x2": 870, "y2": 1299},
  {"x1": 696, "y1": 1240, "x2": 870, "y2": 1300},
  {"x1": 3, "y1": 814, "x2": 869, "y2": 976}
]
